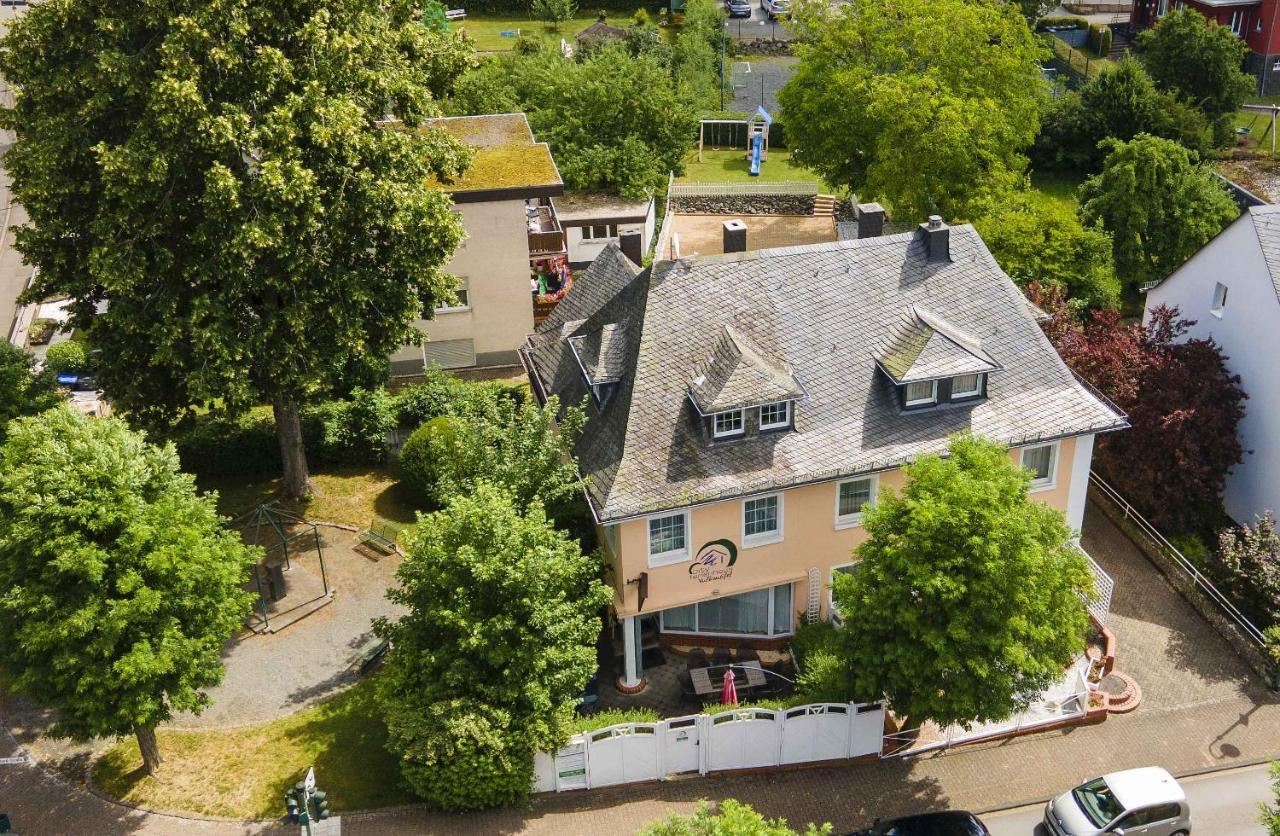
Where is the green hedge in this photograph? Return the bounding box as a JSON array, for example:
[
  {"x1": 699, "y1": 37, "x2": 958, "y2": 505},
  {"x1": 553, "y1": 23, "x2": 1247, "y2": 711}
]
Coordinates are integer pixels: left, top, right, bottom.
[
  {"x1": 1036, "y1": 15, "x2": 1086, "y2": 30},
  {"x1": 1085, "y1": 23, "x2": 1111, "y2": 57}
]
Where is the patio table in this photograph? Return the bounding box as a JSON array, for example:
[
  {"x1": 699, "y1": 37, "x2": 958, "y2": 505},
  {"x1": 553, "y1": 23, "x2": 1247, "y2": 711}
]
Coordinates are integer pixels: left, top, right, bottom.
[
  {"x1": 738, "y1": 660, "x2": 768, "y2": 689},
  {"x1": 690, "y1": 664, "x2": 766, "y2": 699}
]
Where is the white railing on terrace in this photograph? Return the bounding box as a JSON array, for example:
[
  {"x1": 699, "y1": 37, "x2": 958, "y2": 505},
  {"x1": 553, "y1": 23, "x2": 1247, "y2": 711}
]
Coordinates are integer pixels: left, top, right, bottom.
[
  {"x1": 1089, "y1": 471, "x2": 1266, "y2": 646},
  {"x1": 668, "y1": 180, "x2": 821, "y2": 197},
  {"x1": 654, "y1": 171, "x2": 676, "y2": 263}
]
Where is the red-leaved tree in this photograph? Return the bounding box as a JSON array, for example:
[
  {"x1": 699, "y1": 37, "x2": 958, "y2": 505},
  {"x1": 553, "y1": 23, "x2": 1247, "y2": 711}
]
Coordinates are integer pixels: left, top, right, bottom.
[{"x1": 1030, "y1": 283, "x2": 1247, "y2": 533}]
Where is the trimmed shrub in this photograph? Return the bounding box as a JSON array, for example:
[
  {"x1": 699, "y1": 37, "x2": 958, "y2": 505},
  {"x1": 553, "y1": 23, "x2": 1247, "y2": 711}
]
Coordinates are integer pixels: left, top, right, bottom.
[
  {"x1": 1036, "y1": 15, "x2": 1086, "y2": 30},
  {"x1": 391, "y1": 367, "x2": 524, "y2": 427},
  {"x1": 42, "y1": 341, "x2": 87, "y2": 374},
  {"x1": 1099, "y1": 26, "x2": 1113, "y2": 57},
  {"x1": 304, "y1": 386, "x2": 396, "y2": 464},
  {"x1": 172, "y1": 409, "x2": 286, "y2": 480},
  {"x1": 398, "y1": 415, "x2": 476, "y2": 507}
]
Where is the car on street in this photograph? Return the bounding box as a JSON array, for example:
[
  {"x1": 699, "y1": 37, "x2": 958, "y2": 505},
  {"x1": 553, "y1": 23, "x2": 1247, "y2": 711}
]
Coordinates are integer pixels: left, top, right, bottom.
[
  {"x1": 850, "y1": 811, "x2": 991, "y2": 836},
  {"x1": 760, "y1": 0, "x2": 790, "y2": 18},
  {"x1": 725, "y1": 0, "x2": 752, "y2": 17},
  {"x1": 1044, "y1": 767, "x2": 1191, "y2": 836}
]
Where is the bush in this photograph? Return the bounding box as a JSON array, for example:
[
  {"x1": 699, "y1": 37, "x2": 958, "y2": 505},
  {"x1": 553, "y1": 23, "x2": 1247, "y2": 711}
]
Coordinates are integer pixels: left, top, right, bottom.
[
  {"x1": 569, "y1": 707, "x2": 660, "y2": 734},
  {"x1": 1212, "y1": 514, "x2": 1280, "y2": 628},
  {"x1": 398, "y1": 415, "x2": 475, "y2": 506},
  {"x1": 27, "y1": 318, "x2": 57, "y2": 345},
  {"x1": 641, "y1": 799, "x2": 833, "y2": 835},
  {"x1": 173, "y1": 409, "x2": 285, "y2": 480},
  {"x1": 631, "y1": 7, "x2": 649, "y2": 25},
  {"x1": 1099, "y1": 26, "x2": 1112, "y2": 58},
  {"x1": 304, "y1": 386, "x2": 396, "y2": 464},
  {"x1": 391, "y1": 367, "x2": 524, "y2": 427},
  {"x1": 512, "y1": 35, "x2": 543, "y2": 55},
  {"x1": 790, "y1": 621, "x2": 852, "y2": 703},
  {"x1": 42, "y1": 340, "x2": 87, "y2": 374},
  {"x1": 1036, "y1": 15, "x2": 1086, "y2": 30}
]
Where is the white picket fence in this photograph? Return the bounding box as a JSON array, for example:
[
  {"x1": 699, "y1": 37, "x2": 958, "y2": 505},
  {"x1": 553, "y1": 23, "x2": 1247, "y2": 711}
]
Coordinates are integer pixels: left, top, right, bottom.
[
  {"x1": 668, "y1": 180, "x2": 821, "y2": 197},
  {"x1": 534, "y1": 702, "x2": 884, "y2": 793}
]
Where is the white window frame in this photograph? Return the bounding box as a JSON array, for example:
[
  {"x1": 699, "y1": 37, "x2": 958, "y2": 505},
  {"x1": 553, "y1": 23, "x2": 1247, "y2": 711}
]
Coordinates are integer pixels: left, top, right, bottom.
[
  {"x1": 712, "y1": 409, "x2": 745, "y2": 439},
  {"x1": 434, "y1": 277, "x2": 471, "y2": 313},
  {"x1": 950, "y1": 373, "x2": 983, "y2": 399},
  {"x1": 1020, "y1": 442, "x2": 1060, "y2": 492},
  {"x1": 646, "y1": 510, "x2": 691, "y2": 567},
  {"x1": 758, "y1": 400, "x2": 791, "y2": 431},
  {"x1": 834, "y1": 474, "x2": 878, "y2": 529},
  {"x1": 581, "y1": 223, "x2": 619, "y2": 241},
  {"x1": 1230, "y1": 9, "x2": 1244, "y2": 35},
  {"x1": 1211, "y1": 282, "x2": 1228, "y2": 318},
  {"x1": 741, "y1": 492, "x2": 784, "y2": 547},
  {"x1": 829, "y1": 561, "x2": 860, "y2": 624},
  {"x1": 904, "y1": 379, "x2": 938, "y2": 407},
  {"x1": 1157, "y1": 0, "x2": 1168, "y2": 16},
  {"x1": 658, "y1": 582, "x2": 795, "y2": 638}
]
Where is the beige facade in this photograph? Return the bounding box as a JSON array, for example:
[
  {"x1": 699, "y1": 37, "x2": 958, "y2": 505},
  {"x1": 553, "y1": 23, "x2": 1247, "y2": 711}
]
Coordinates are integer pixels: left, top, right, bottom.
[
  {"x1": 603, "y1": 436, "x2": 1091, "y2": 638},
  {"x1": 391, "y1": 198, "x2": 535, "y2": 371}
]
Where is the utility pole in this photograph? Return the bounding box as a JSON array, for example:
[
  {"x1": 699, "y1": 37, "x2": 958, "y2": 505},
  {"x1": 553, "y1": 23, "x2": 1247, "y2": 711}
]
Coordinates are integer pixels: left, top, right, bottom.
[{"x1": 720, "y1": 23, "x2": 726, "y2": 110}]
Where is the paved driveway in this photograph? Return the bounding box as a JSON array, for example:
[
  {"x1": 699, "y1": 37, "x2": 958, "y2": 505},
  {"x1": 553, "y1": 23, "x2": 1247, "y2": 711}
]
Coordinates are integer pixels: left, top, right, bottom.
[{"x1": 2, "y1": 498, "x2": 1277, "y2": 835}]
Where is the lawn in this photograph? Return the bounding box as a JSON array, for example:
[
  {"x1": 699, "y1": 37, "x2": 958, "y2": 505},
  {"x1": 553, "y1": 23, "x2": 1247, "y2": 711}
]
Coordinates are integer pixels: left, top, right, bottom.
[
  {"x1": 1231, "y1": 95, "x2": 1280, "y2": 154},
  {"x1": 206, "y1": 464, "x2": 420, "y2": 531},
  {"x1": 451, "y1": 8, "x2": 664, "y2": 51},
  {"x1": 93, "y1": 680, "x2": 410, "y2": 819},
  {"x1": 678, "y1": 148, "x2": 834, "y2": 189},
  {"x1": 1028, "y1": 170, "x2": 1085, "y2": 215},
  {"x1": 1045, "y1": 35, "x2": 1115, "y2": 83}
]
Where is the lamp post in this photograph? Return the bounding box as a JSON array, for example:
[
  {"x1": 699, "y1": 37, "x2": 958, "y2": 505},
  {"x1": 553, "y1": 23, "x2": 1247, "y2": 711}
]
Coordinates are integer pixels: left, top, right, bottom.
[{"x1": 720, "y1": 22, "x2": 727, "y2": 110}]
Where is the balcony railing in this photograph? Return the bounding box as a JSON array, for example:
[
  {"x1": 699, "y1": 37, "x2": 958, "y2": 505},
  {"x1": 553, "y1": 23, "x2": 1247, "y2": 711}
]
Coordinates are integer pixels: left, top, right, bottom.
[{"x1": 529, "y1": 229, "x2": 566, "y2": 255}]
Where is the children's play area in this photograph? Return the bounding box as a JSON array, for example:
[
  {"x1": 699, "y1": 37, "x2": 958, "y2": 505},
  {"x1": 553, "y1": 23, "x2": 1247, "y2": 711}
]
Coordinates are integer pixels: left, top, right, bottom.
[{"x1": 696, "y1": 107, "x2": 774, "y2": 176}]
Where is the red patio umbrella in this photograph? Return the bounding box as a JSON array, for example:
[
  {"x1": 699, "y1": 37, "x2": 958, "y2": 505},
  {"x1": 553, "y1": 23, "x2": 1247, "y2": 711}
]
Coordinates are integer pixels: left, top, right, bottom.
[{"x1": 721, "y1": 666, "x2": 738, "y2": 705}]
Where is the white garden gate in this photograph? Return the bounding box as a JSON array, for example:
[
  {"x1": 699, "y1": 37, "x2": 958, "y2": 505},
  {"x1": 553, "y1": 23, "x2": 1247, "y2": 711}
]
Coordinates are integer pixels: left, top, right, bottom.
[
  {"x1": 585, "y1": 723, "x2": 661, "y2": 787},
  {"x1": 706, "y1": 708, "x2": 782, "y2": 771},
  {"x1": 662, "y1": 715, "x2": 702, "y2": 775}
]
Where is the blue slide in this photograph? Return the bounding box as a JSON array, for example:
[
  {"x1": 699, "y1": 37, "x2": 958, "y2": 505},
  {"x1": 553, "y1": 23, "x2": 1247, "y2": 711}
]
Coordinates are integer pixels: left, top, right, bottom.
[{"x1": 749, "y1": 133, "x2": 763, "y2": 176}]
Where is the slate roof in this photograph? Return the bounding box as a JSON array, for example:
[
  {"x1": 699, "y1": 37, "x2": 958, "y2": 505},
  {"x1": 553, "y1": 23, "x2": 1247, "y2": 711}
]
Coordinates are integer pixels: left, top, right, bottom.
[
  {"x1": 689, "y1": 325, "x2": 806, "y2": 413},
  {"x1": 1247, "y1": 204, "x2": 1280, "y2": 304},
  {"x1": 568, "y1": 323, "x2": 629, "y2": 384},
  {"x1": 576, "y1": 20, "x2": 629, "y2": 42},
  {"x1": 876, "y1": 306, "x2": 1001, "y2": 383},
  {"x1": 527, "y1": 229, "x2": 1128, "y2": 523}
]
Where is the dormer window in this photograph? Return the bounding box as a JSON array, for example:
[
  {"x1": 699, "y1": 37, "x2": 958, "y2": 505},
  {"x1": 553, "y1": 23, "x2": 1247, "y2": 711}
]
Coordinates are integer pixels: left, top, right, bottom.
[
  {"x1": 713, "y1": 409, "x2": 745, "y2": 438},
  {"x1": 903, "y1": 380, "x2": 938, "y2": 407},
  {"x1": 758, "y1": 401, "x2": 792, "y2": 431},
  {"x1": 950, "y1": 373, "x2": 983, "y2": 399},
  {"x1": 876, "y1": 306, "x2": 1001, "y2": 411}
]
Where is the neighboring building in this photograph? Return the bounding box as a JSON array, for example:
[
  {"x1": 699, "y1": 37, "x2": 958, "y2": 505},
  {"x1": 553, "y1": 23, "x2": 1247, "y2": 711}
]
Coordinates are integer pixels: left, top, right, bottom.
[
  {"x1": 1130, "y1": 0, "x2": 1278, "y2": 90},
  {"x1": 525, "y1": 211, "x2": 1127, "y2": 692},
  {"x1": 1144, "y1": 204, "x2": 1280, "y2": 525},
  {"x1": 389, "y1": 113, "x2": 567, "y2": 375},
  {"x1": 554, "y1": 192, "x2": 656, "y2": 269},
  {"x1": 575, "y1": 20, "x2": 629, "y2": 46}
]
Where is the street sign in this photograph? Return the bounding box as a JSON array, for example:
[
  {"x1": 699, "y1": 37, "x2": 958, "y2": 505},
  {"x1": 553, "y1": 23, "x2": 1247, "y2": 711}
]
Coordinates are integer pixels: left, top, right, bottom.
[{"x1": 304, "y1": 767, "x2": 316, "y2": 793}]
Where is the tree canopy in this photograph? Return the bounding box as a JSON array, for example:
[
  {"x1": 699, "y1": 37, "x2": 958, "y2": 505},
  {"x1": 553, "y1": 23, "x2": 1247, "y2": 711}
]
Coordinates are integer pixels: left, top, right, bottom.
[
  {"x1": 375, "y1": 483, "x2": 610, "y2": 809},
  {"x1": 641, "y1": 800, "x2": 833, "y2": 836},
  {"x1": 1079, "y1": 134, "x2": 1238, "y2": 293},
  {"x1": 0, "y1": 342, "x2": 59, "y2": 441},
  {"x1": 1138, "y1": 8, "x2": 1255, "y2": 144},
  {"x1": 0, "y1": 407, "x2": 255, "y2": 774},
  {"x1": 834, "y1": 434, "x2": 1092, "y2": 727},
  {"x1": 778, "y1": 0, "x2": 1046, "y2": 221},
  {"x1": 0, "y1": 0, "x2": 474, "y2": 498}
]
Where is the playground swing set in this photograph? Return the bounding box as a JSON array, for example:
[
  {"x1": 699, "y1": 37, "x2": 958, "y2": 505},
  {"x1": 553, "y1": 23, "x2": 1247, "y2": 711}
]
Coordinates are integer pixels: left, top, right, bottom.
[{"x1": 696, "y1": 106, "x2": 773, "y2": 176}]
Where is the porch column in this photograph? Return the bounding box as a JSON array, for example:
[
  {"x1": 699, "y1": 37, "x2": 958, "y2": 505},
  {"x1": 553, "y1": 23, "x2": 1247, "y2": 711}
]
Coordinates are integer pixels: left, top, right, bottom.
[{"x1": 621, "y1": 615, "x2": 642, "y2": 689}]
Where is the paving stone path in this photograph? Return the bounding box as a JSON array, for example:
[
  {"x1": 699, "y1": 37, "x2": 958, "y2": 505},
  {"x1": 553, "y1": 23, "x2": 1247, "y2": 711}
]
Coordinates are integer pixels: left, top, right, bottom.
[{"x1": 3, "y1": 497, "x2": 1278, "y2": 835}]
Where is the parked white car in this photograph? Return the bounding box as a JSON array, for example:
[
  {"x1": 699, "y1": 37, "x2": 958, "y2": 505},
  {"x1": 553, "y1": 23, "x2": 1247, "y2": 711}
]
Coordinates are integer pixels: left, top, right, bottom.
[{"x1": 1044, "y1": 767, "x2": 1190, "y2": 836}]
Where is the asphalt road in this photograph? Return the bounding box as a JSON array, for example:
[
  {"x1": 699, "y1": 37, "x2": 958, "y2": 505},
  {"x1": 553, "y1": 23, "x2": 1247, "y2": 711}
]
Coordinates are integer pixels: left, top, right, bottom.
[{"x1": 982, "y1": 763, "x2": 1274, "y2": 836}]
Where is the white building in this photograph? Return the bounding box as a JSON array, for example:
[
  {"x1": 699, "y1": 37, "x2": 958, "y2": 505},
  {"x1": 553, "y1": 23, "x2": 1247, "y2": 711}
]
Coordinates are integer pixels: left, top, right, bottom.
[
  {"x1": 553, "y1": 192, "x2": 656, "y2": 269},
  {"x1": 1144, "y1": 204, "x2": 1280, "y2": 525}
]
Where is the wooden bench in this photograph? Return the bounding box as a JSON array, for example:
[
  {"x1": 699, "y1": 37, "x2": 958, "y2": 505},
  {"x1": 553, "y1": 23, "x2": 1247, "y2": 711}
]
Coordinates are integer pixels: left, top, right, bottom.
[
  {"x1": 358, "y1": 519, "x2": 401, "y2": 555},
  {"x1": 445, "y1": 8, "x2": 467, "y2": 19},
  {"x1": 350, "y1": 638, "x2": 390, "y2": 674}
]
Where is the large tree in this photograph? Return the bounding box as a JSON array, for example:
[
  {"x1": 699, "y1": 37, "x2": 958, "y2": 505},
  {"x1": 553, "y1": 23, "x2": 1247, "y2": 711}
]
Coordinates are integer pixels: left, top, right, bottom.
[
  {"x1": 0, "y1": 0, "x2": 474, "y2": 498},
  {"x1": 0, "y1": 407, "x2": 255, "y2": 774},
  {"x1": 778, "y1": 0, "x2": 1045, "y2": 222},
  {"x1": 375, "y1": 483, "x2": 610, "y2": 809},
  {"x1": 0, "y1": 342, "x2": 59, "y2": 441},
  {"x1": 833, "y1": 434, "x2": 1092, "y2": 727},
  {"x1": 1079, "y1": 134, "x2": 1238, "y2": 293},
  {"x1": 1138, "y1": 8, "x2": 1255, "y2": 145}
]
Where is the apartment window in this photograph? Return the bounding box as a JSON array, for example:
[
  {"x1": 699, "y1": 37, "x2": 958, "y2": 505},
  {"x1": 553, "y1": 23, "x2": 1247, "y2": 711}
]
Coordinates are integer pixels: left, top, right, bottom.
[
  {"x1": 904, "y1": 380, "x2": 938, "y2": 407},
  {"x1": 712, "y1": 409, "x2": 745, "y2": 438},
  {"x1": 1211, "y1": 282, "x2": 1229, "y2": 317},
  {"x1": 1157, "y1": 0, "x2": 1168, "y2": 16},
  {"x1": 659, "y1": 582, "x2": 794, "y2": 637},
  {"x1": 829, "y1": 562, "x2": 860, "y2": 624},
  {"x1": 835, "y1": 476, "x2": 877, "y2": 528},
  {"x1": 581, "y1": 224, "x2": 619, "y2": 241},
  {"x1": 1020, "y1": 442, "x2": 1059, "y2": 489},
  {"x1": 1230, "y1": 9, "x2": 1244, "y2": 35},
  {"x1": 647, "y1": 511, "x2": 690, "y2": 566},
  {"x1": 434, "y1": 277, "x2": 470, "y2": 313},
  {"x1": 742, "y1": 493, "x2": 783, "y2": 546},
  {"x1": 950, "y1": 373, "x2": 983, "y2": 399},
  {"x1": 758, "y1": 401, "x2": 791, "y2": 430}
]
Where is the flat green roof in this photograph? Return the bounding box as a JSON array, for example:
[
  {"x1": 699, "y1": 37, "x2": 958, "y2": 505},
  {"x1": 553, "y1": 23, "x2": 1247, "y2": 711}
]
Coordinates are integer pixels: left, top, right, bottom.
[{"x1": 423, "y1": 113, "x2": 562, "y2": 194}]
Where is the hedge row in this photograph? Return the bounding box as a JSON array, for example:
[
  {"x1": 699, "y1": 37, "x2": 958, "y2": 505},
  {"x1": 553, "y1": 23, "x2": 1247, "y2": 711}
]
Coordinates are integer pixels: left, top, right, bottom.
[
  {"x1": 1036, "y1": 15, "x2": 1087, "y2": 31},
  {"x1": 1085, "y1": 23, "x2": 1113, "y2": 58}
]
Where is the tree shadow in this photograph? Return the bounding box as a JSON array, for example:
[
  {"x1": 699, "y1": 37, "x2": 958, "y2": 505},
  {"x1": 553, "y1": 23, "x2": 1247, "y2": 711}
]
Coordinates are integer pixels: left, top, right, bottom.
[{"x1": 372, "y1": 481, "x2": 421, "y2": 526}]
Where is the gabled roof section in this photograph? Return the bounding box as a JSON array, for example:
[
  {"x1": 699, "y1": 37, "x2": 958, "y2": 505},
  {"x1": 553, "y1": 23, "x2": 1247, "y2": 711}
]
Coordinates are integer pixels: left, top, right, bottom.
[
  {"x1": 568, "y1": 323, "x2": 629, "y2": 385},
  {"x1": 1249, "y1": 204, "x2": 1280, "y2": 304},
  {"x1": 876, "y1": 305, "x2": 1001, "y2": 383},
  {"x1": 688, "y1": 325, "x2": 805, "y2": 414},
  {"x1": 576, "y1": 20, "x2": 629, "y2": 42}
]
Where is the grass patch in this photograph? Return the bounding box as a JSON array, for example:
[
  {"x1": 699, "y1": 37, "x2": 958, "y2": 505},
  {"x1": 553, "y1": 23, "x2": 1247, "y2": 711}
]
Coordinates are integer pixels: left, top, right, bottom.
[
  {"x1": 92, "y1": 680, "x2": 410, "y2": 819},
  {"x1": 452, "y1": 8, "x2": 664, "y2": 51},
  {"x1": 1044, "y1": 35, "x2": 1114, "y2": 82},
  {"x1": 1231, "y1": 96, "x2": 1280, "y2": 154},
  {"x1": 1028, "y1": 170, "x2": 1084, "y2": 215},
  {"x1": 678, "y1": 148, "x2": 834, "y2": 189},
  {"x1": 206, "y1": 464, "x2": 421, "y2": 530}
]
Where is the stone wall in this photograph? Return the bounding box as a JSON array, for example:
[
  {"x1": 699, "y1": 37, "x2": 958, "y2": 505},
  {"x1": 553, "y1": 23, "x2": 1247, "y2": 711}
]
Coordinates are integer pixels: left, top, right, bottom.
[{"x1": 670, "y1": 195, "x2": 815, "y2": 215}]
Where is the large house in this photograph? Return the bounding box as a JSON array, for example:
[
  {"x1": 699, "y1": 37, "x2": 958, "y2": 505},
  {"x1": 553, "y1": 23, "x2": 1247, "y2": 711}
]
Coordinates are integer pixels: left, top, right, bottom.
[
  {"x1": 524, "y1": 212, "x2": 1127, "y2": 692},
  {"x1": 390, "y1": 113, "x2": 567, "y2": 374},
  {"x1": 1144, "y1": 204, "x2": 1280, "y2": 525},
  {"x1": 1130, "y1": 0, "x2": 1277, "y2": 90}
]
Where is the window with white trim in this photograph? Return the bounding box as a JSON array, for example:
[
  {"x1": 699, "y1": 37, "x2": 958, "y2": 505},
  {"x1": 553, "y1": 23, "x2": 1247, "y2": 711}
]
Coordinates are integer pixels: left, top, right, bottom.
[
  {"x1": 647, "y1": 511, "x2": 690, "y2": 565},
  {"x1": 829, "y1": 562, "x2": 860, "y2": 624},
  {"x1": 1230, "y1": 9, "x2": 1244, "y2": 35},
  {"x1": 742, "y1": 493, "x2": 783, "y2": 546},
  {"x1": 1211, "y1": 282, "x2": 1228, "y2": 317},
  {"x1": 1020, "y1": 442, "x2": 1058, "y2": 489},
  {"x1": 904, "y1": 380, "x2": 937, "y2": 407},
  {"x1": 712, "y1": 409, "x2": 744, "y2": 438},
  {"x1": 758, "y1": 401, "x2": 791, "y2": 430},
  {"x1": 581, "y1": 223, "x2": 619, "y2": 241},
  {"x1": 434, "y1": 277, "x2": 470, "y2": 312},
  {"x1": 835, "y1": 475, "x2": 877, "y2": 528},
  {"x1": 659, "y1": 582, "x2": 794, "y2": 637},
  {"x1": 950, "y1": 373, "x2": 982, "y2": 399}
]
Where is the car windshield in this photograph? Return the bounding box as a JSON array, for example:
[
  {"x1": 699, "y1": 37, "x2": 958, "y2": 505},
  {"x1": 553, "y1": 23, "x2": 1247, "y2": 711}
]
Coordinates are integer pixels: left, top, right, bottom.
[{"x1": 1072, "y1": 777, "x2": 1126, "y2": 828}]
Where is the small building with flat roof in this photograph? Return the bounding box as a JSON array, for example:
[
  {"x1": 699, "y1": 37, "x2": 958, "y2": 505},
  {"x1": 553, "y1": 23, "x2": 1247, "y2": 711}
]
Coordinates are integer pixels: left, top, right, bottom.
[{"x1": 554, "y1": 191, "x2": 656, "y2": 269}]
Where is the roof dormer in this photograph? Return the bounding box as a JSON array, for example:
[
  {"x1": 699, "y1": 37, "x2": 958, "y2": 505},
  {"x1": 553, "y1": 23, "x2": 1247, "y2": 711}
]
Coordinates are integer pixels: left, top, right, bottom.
[
  {"x1": 689, "y1": 325, "x2": 804, "y2": 440},
  {"x1": 567, "y1": 321, "x2": 628, "y2": 405},
  {"x1": 875, "y1": 306, "x2": 1001, "y2": 410}
]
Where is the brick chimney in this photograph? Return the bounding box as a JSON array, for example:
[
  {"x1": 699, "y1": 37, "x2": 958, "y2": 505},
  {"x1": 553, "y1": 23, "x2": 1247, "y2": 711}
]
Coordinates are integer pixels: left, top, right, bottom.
[
  {"x1": 855, "y1": 202, "x2": 885, "y2": 239},
  {"x1": 919, "y1": 215, "x2": 950, "y2": 263},
  {"x1": 723, "y1": 219, "x2": 747, "y2": 254},
  {"x1": 619, "y1": 230, "x2": 643, "y2": 266}
]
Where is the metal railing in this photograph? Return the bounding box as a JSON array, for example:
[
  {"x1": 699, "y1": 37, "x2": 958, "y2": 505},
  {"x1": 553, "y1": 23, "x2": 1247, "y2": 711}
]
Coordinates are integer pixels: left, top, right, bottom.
[
  {"x1": 1089, "y1": 471, "x2": 1266, "y2": 646},
  {"x1": 669, "y1": 180, "x2": 820, "y2": 197}
]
